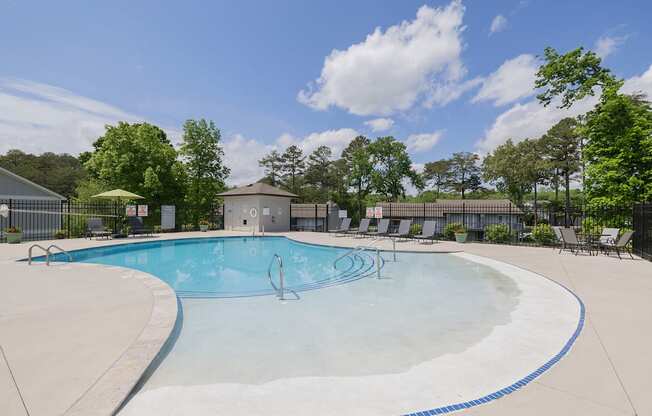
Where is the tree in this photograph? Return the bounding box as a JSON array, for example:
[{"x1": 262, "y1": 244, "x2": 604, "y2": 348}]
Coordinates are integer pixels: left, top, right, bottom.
[
  {"x1": 535, "y1": 46, "x2": 621, "y2": 109},
  {"x1": 342, "y1": 136, "x2": 373, "y2": 218},
  {"x1": 448, "y1": 152, "x2": 482, "y2": 199},
  {"x1": 304, "y1": 146, "x2": 333, "y2": 200},
  {"x1": 84, "y1": 122, "x2": 186, "y2": 203},
  {"x1": 540, "y1": 118, "x2": 581, "y2": 225},
  {"x1": 582, "y1": 93, "x2": 652, "y2": 207},
  {"x1": 280, "y1": 145, "x2": 306, "y2": 196},
  {"x1": 179, "y1": 119, "x2": 230, "y2": 225},
  {"x1": 422, "y1": 159, "x2": 452, "y2": 199},
  {"x1": 368, "y1": 136, "x2": 422, "y2": 202},
  {"x1": 520, "y1": 139, "x2": 552, "y2": 223},
  {"x1": 258, "y1": 150, "x2": 283, "y2": 186},
  {"x1": 0, "y1": 149, "x2": 86, "y2": 198},
  {"x1": 482, "y1": 140, "x2": 531, "y2": 205}
]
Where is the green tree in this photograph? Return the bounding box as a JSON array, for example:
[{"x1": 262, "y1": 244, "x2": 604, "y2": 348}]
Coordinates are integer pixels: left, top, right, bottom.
[
  {"x1": 422, "y1": 159, "x2": 451, "y2": 199},
  {"x1": 304, "y1": 145, "x2": 333, "y2": 200},
  {"x1": 258, "y1": 150, "x2": 283, "y2": 186},
  {"x1": 342, "y1": 136, "x2": 373, "y2": 218},
  {"x1": 448, "y1": 152, "x2": 482, "y2": 199},
  {"x1": 582, "y1": 94, "x2": 652, "y2": 206},
  {"x1": 280, "y1": 145, "x2": 306, "y2": 196},
  {"x1": 0, "y1": 149, "x2": 86, "y2": 198},
  {"x1": 179, "y1": 119, "x2": 230, "y2": 225},
  {"x1": 368, "y1": 136, "x2": 422, "y2": 201},
  {"x1": 535, "y1": 46, "x2": 621, "y2": 109},
  {"x1": 482, "y1": 140, "x2": 531, "y2": 205},
  {"x1": 539, "y1": 118, "x2": 581, "y2": 224},
  {"x1": 84, "y1": 122, "x2": 186, "y2": 203}
]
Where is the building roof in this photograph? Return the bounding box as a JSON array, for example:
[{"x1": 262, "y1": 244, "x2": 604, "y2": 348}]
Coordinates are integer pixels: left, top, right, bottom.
[
  {"x1": 217, "y1": 182, "x2": 297, "y2": 198},
  {"x1": 0, "y1": 166, "x2": 66, "y2": 200}
]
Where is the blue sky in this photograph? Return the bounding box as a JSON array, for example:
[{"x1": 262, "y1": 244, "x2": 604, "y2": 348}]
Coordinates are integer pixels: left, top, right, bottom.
[{"x1": 1, "y1": 0, "x2": 651, "y2": 185}]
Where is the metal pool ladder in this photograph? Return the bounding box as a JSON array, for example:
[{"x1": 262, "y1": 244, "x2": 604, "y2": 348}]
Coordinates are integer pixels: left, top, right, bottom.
[
  {"x1": 333, "y1": 238, "x2": 385, "y2": 279},
  {"x1": 267, "y1": 254, "x2": 286, "y2": 300},
  {"x1": 28, "y1": 244, "x2": 72, "y2": 266}
]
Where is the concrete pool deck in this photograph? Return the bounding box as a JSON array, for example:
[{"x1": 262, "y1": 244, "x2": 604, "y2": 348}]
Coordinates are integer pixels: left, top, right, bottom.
[{"x1": 0, "y1": 231, "x2": 650, "y2": 415}]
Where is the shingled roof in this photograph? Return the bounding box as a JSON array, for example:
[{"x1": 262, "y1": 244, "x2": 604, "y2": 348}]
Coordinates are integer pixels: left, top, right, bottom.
[{"x1": 217, "y1": 182, "x2": 297, "y2": 198}]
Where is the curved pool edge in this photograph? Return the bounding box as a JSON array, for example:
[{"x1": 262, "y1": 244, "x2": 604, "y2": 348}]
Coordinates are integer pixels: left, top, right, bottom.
[
  {"x1": 64, "y1": 265, "x2": 178, "y2": 416},
  {"x1": 398, "y1": 251, "x2": 585, "y2": 415}
]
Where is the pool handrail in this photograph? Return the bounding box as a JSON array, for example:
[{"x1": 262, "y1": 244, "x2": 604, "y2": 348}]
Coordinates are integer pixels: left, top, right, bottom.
[
  {"x1": 46, "y1": 244, "x2": 73, "y2": 263},
  {"x1": 28, "y1": 244, "x2": 50, "y2": 265},
  {"x1": 333, "y1": 239, "x2": 383, "y2": 279},
  {"x1": 267, "y1": 253, "x2": 285, "y2": 300}
]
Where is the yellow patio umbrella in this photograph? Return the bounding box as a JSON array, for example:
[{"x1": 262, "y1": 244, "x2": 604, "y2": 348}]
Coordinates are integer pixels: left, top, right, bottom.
[{"x1": 91, "y1": 189, "x2": 144, "y2": 202}]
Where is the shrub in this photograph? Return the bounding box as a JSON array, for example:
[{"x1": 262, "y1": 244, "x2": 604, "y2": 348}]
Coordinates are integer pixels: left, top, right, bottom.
[
  {"x1": 199, "y1": 219, "x2": 210, "y2": 226},
  {"x1": 410, "y1": 223, "x2": 422, "y2": 236},
  {"x1": 532, "y1": 224, "x2": 556, "y2": 245},
  {"x1": 484, "y1": 224, "x2": 512, "y2": 243},
  {"x1": 444, "y1": 222, "x2": 466, "y2": 240},
  {"x1": 54, "y1": 229, "x2": 67, "y2": 239},
  {"x1": 581, "y1": 217, "x2": 602, "y2": 235},
  {"x1": 6, "y1": 226, "x2": 21, "y2": 233}
]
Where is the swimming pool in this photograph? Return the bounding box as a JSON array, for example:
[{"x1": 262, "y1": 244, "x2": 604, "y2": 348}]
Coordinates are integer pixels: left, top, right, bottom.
[
  {"x1": 47, "y1": 235, "x2": 582, "y2": 416},
  {"x1": 50, "y1": 236, "x2": 380, "y2": 297}
]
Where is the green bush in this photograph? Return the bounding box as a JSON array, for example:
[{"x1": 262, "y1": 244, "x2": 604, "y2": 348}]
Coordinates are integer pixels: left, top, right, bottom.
[
  {"x1": 532, "y1": 224, "x2": 556, "y2": 245},
  {"x1": 484, "y1": 224, "x2": 512, "y2": 243},
  {"x1": 581, "y1": 217, "x2": 602, "y2": 235},
  {"x1": 444, "y1": 222, "x2": 466, "y2": 240},
  {"x1": 410, "y1": 223, "x2": 422, "y2": 236}
]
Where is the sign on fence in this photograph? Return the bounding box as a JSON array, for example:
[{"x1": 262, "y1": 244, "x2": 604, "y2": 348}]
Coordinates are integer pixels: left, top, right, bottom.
[
  {"x1": 137, "y1": 205, "x2": 148, "y2": 217},
  {"x1": 366, "y1": 207, "x2": 374, "y2": 218},
  {"x1": 126, "y1": 205, "x2": 137, "y2": 217},
  {"x1": 374, "y1": 206, "x2": 383, "y2": 219},
  {"x1": 161, "y1": 205, "x2": 175, "y2": 230},
  {"x1": 338, "y1": 209, "x2": 348, "y2": 218}
]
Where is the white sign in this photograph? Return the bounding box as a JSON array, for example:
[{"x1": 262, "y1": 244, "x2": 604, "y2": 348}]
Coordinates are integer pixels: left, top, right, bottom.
[
  {"x1": 263, "y1": 207, "x2": 271, "y2": 216},
  {"x1": 161, "y1": 205, "x2": 175, "y2": 230},
  {"x1": 374, "y1": 206, "x2": 383, "y2": 219},
  {"x1": 366, "y1": 207, "x2": 374, "y2": 218},
  {"x1": 249, "y1": 207, "x2": 258, "y2": 218},
  {"x1": 338, "y1": 209, "x2": 348, "y2": 218},
  {"x1": 137, "y1": 205, "x2": 148, "y2": 217},
  {"x1": 0, "y1": 204, "x2": 8, "y2": 218},
  {"x1": 126, "y1": 205, "x2": 137, "y2": 217}
]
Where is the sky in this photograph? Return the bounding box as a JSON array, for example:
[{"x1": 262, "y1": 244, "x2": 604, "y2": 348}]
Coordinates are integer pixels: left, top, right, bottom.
[{"x1": 1, "y1": 0, "x2": 652, "y2": 186}]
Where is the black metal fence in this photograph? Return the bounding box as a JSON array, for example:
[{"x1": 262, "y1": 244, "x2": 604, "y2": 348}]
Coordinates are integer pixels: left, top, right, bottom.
[
  {"x1": 0, "y1": 199, "x2": 224, "y2": 243},
  {"x1": 633, "y1": 203, "x2": 652, "y2": 260},
  {"x1": 289, "y1": 204, "x2": 335, "y2": 232}
]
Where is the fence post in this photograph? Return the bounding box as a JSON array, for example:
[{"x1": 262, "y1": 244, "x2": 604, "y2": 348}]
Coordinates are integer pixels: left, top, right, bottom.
[
  {"x1": 8, "y1": 199, "x2": 12, "y2": 229},
  {"x1": 314, "y1": 204, "x2": 318, "y2": 232},
  {"x1": 67, "y1": 201, "x2": 71, "y2": 238},
  {"x1": 325, "y1": 204, "x2": 329, "y2": 232},
  {"x1": 509, "y1": 203, "x2": 513, "y2": 240},
  {"x1": 462, "y1": 202, "x2": 466, "y2": 227}
]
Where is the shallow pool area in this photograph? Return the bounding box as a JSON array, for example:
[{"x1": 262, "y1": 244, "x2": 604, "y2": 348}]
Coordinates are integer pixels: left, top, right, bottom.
[{"x1": 46, "y1": 236, "x2": 582, "y2": 415}]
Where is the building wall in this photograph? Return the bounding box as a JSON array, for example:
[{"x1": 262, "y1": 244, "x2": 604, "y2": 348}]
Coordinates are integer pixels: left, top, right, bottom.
[
  {"x1": 257, "y1": 196, "x2": 291, "y2": 232},
  {"x1": 223, "y1": 195, "x2": 291, "y2": 232}
]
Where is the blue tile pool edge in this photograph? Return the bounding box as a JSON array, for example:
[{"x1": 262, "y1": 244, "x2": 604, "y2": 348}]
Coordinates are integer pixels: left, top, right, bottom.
[{"x1": 401, "y1": 276, "x2": 586, "y2": 416}]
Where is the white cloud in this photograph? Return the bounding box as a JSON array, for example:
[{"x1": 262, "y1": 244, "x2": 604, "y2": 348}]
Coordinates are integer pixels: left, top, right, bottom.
[
  {"x1": 0, "y1": 78, "x2": 142, "y2": 154},
  {"x1": 298, "y1": 1, "x2": 467, "y2": 116},
  {"x1": 426, "y1": 77, "x2": 483, "y2": 107},
  {"x1": 489, "y1": 15, "x2": 507, "y2": 34},
  {"x1": 476, "y1": 63, "x2": 652, "y2": 154},
  {"x1": 594, "y1": 35, "x2": 627, "y2": 59},
  {"x1": 223, "y1": 134, "x2": 276, "y2": 186},
  {"x1": 405, "y1": 131, "x2": 444, "y2": 153},
  {"x1": 622, "y1": 64, "x2": 652, "y2": 97},
  {"x1": 277, "y1": 128, "x2": 360, "y2": 157},
  {"x1": 364, "y1": 118, "x2": 394, "y2": 132},
  {"x1": 472, "y1": 54, "x2": 539, "y2": 106}
]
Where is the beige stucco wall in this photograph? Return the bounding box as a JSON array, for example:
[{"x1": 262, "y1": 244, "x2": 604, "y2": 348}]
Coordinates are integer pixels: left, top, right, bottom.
[{"x1": 223, "y1": 195, "x2": 291, "y2": 232}]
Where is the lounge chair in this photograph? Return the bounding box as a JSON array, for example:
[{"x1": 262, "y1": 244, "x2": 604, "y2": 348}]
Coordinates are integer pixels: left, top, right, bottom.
[
  {"x1": 348, "y1": 218, "x2": 370, "y2": 237},
  {"x1": 387, "y1": 219, "x2": 412, "y2": 241},
  {"x1": 366, "y1": 219, "x2": 389, "y2": 238},
  {"x1": 600, "y1": 230, "x2": 634, "y2": 260},
  {"x1": 552, "y1": 226, "x2": 564, "y2": 252},
  {"x1": 413, "y1": 221, "x2": 436, "y2": 244},
  {"x1": 599, "y1": 228, "x2": 620, "y2": 246},
  {"x1": 128, "y1": 216, "x2": 154, "y2": 237},
  {"x1": 86, "y1": 218, "x2": 111, "y2": 240},
  {"x1": 559, "y1": 228, "x2": 592, "y2": 255},
  {"x1": 328, "y1": 218, "x2": 351, "y2": 236}
]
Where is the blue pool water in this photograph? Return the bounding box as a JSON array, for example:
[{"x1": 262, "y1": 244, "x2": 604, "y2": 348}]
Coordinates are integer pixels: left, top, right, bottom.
[{"x1": 49, "y1": 237, "x2": 379, "y2": 297}]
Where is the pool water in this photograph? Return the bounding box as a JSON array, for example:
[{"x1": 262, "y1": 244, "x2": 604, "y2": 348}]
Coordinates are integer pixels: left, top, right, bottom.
[{"x1": 52, "y1": 237, "x2": 379, "y2": 297}]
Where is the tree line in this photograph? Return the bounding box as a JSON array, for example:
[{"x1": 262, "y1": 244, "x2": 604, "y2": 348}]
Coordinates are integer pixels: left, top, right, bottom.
[{"x1": 1, "y1": 45, "x2": 650, "y2": 221}]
